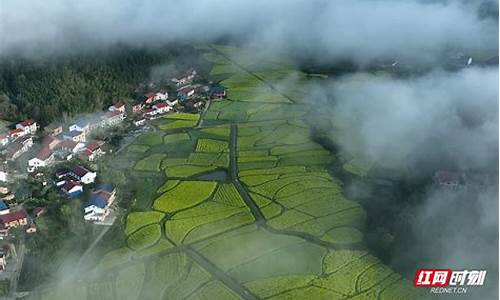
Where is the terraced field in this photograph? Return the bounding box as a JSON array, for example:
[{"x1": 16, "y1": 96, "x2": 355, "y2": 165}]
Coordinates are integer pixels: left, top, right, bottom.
[{"x1": 32, "y1": 45, "x2": 419, "y2": 300}]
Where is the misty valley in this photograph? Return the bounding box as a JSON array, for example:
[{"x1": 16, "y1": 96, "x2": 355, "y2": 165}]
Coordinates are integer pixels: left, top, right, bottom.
[{"x1": 0, "y1": 1, "x2": 498, "y2": 300}]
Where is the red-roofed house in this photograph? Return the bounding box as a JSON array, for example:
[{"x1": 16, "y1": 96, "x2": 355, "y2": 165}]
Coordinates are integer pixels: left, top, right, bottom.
[
  {"x1": 0, "y1": 210, "x2": 28, "y2": 236},
  {"x1": 16, "y1": 119, "x2": 38, "y2": 135},
  {"x1": 71, "y1": 166, "x2": 96, "y2": 184},
  {"x1": 34, "y1": 207, "x2": 46, "y2": 217},
  {"x1": 28, "y1": 147, "x2": 55, "y2": 169},
  {"x1": 153, "y1": 102, "x2": 172, "y2": 114},
  {"x1": 82, "y1": 142, "x2": 105, "y2": 161},
  {"x1": 61, "y1": 181, "x2": 83, "y2": 197},
  {"x1": 9, "y1": 128, "x2": 26, "y2": 139},
  {"x1": 144, "y1": 93, "x2": 156, "y2": 104},
  {"x1": 42, "y1": 135, "x2": 61, "y2": 150},
  {"x1": 108, "y1": 101, "x2": 126, "y2": 113}
]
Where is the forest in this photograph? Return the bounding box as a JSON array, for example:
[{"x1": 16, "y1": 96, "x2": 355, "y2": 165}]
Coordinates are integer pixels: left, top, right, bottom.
[{"x1": 0, "y1": 44, "x2": 206, "y2": 125}]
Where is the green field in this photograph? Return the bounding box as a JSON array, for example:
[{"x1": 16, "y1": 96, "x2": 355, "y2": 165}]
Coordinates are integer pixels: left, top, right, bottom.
[{"x1": 35, "y1": 45, "x2": 418, "y2": 300}]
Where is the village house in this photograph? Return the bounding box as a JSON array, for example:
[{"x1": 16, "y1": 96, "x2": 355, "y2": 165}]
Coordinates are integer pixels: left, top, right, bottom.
[
  {"x1": 143, "y1": 108, "x2": 158, "y2": 119},
  {"x1": 26, "y1": 222, "x2": 37, "y2": 234},
  {"x1": 81, "y1": 142, "x2": 105, "y2": 161},
  {"x1": 433, "y1": 170, "x2": 466, "y2": 188},
  {"x1": 69, "y1": 119, "x2": 91, "y2": 134},
  {"x1": 154, "y1": 90, "x2": 169, "y2": 101},
  {"x1": 44, "y1": 123, "x2": 63, "y2": 137},
  {"x1": 9, "y1": 128, "x2": 26, "y2": 140},
  {"x1": 58, "y1": 140, "x2": 85, "y2": 160},
  {"x1": 61, "y1": 180, "x2": 83, "y2": 197},
  {"x1": 33, "y1": 207, "x2": 46, "y2": 218},
  {"x1": 0, "y1": 134, "x2": 9, "y2": 147},
  {"x1": 144, "y1": 92, "x2": 156, "y2": 104},
  {"x1": 28, "y1": 147, "x2": 55, "y2": 169},
  {"x1": 84, "y1": 183, "x2": 116, "y2": 222},
  {"x1": 171, "y1": 69, "x2": 197, "y2": 87},
  {"x1": 108, "y1": 101, "x2": 126, "y2": 113},
  {"x1": 209, "y1": 84, "x2": 227, "y2": 98},
  {"x1": 16, "y1": 119, "x2": 38, "y2": 135},
  {"x1": 177, "y1": 86, "x2": 196, "y2": 101},
  {"x1": 153, "y1": 102, "x2": 172, "y2": 114},
  {"x1": 63, "y1": 130, "x2": 86, "y2": 143},
  {"x1": 0, "y1": 210, "x2": 28, "y2": 236},
  {"x1": 0, "y1": 201, "x2": 9, "y2": 215},
  {"x1": 70, "y1": 165, "x2": 96, "y2": 184},
  {"x1": 133, "y1": 117, "x2": 146, "y2": 127},
  {"x1": 4, "y1": 137, "x2": 33, "y2": 160},
  {"x1": 102, "y1": 111, "x2": 125, "y2": 127},
  {"x1": 132, "y1": 102, "x2": 144, "y2": 113},
  {"x1": 42, "y1": 135, "x2": 61, "y2": 150}
]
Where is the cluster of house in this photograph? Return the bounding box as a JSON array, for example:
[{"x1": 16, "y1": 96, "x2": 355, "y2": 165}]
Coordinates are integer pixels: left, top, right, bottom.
[
  {"x1": 0, "y1": 120, "x2": 38, "y2": 161},
  {"x1": 53, "y1": 165, "x2": 115, "y2": 223},
  {"x1": 55, "y1": 165, "x2": 97, "y2": 197},
  {"x1": 130, "y1": 70, "x2": 200, "y2": 123},
  {"x1": 26, "y1": 121, "x2": 107, "y2": 173}
]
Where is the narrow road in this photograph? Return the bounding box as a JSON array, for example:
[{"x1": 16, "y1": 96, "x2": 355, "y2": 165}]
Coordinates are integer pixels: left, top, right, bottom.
[
  {"x1": 229, "y1": 125, "x2": 365, "y2": 250},
  {"x1": 229, "y1": 125, "x2": 265, "y2": 224},
  {"x1": 7, "y1": 240, "x2": 25, "y2": 299},
  {"x1": 183, "y1": 246, "x2": 259, "y2": 300}
]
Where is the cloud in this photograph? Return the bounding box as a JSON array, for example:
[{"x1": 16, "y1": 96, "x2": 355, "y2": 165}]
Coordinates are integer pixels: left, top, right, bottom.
[
  {"x1": 0, "y1": 0, "x2": 497, "y2": 64},
  {"x1": 312, "y1": 67, "x2": 498, "y2": 171}
]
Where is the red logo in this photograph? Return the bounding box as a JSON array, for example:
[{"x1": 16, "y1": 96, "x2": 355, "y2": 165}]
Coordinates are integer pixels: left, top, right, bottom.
[{"x1": 414, "y1": 269, "x2": 452, "y2": 287}]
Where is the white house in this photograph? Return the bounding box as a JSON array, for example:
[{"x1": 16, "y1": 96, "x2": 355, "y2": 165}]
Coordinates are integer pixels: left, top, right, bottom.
[
  {"x1": 133, "y1": 118, "x2": 146, "y2": 127},
  {"x1": 71, "y1": 166, "x2": 96, "y2": 184},
  {"x1": 69, "y1": 119, "x2": 90, "y2": 134},
  {"x1": 153, "y1": 102, "x2": 172, "y2": 114},
  {"x1": 28, "y1": 147, "x2": 55, "y2": 169},
  {"x1": 171, "y1": 69, "x2": 197, "y2": 87},
  {"x1": 63, "y1": 130, "x2": 86, "y2": 143},
  {"x1": 84, "y1": 184, "x2": 116, "y2": 222},
  {"x1": 108, "y1": 101, "x2": 126, "y2": 113},
  {"x1": 154, "y1": 90, "x2": 169, "y2": 101},
  {"x1": 61, "y1": 181, "x2": 83, "y2": 197},
  {"x1": 16, "y1": 119, "x2": 38, "y2": 135}
]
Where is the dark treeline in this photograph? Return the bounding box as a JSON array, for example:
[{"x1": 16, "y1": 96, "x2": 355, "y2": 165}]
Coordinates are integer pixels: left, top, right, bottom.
[{"x1": 0, "y1": 44, "x2": 201, "y2": 125}]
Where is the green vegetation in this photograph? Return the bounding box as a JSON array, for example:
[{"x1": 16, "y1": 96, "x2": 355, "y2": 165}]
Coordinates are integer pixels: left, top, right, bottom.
[
  {"x1": 164, "y1": 132, "x2": 191, "y2": 144},
  {"x1": 153, "y1": 181, "x2": 217, "y2": 213},
  {"x1": 196, "y1": 138, "x2": 229, "y2": 153},
  {"x1": 134, "y1": 153, "x2": 166, "y2": 172},
  {"x1": 35, "y1": 44, "x2": 417, "y2": 300},
  {"x1": 127, "y1": 224, "x2": 162, "y2": 250},
  {"x1": 125, "y1": 211, "x2": 164, "y2": 236}
]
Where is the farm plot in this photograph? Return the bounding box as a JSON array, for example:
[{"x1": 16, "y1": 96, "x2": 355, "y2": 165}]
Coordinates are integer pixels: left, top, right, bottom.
[
  {"x1": 127, "y1": 223, "x2": 162, "y2": 250},
  {"x1": 134, "y1": 153, "x2": 166, "y2": 172},
  {"x1": 153, "y1": 181, "x2": 217, "y2": 213},
  {"x1": 133, "y1": 132, "x2": 165, "y2": 146},
  {"x1": 125, "y1": 211, "x2": 164, "y2": 236},
  {"x1": 164, "y1": 183, "x2": 251, "y2": 244}
]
